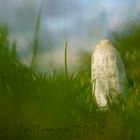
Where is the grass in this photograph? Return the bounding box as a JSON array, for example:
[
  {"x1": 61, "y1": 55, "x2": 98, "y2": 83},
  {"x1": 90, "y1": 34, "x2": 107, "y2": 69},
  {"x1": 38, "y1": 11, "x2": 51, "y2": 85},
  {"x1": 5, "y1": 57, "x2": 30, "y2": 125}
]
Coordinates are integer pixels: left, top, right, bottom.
[
  {"x1": 30, "y1": 0, "x2": 46, "y2": 69},
  {"x1": 65, "y1": 41, "x2": 68, "y2": 90},
  {"x1": 0, "y1": 19, "x2": 140, "y2": 140}
]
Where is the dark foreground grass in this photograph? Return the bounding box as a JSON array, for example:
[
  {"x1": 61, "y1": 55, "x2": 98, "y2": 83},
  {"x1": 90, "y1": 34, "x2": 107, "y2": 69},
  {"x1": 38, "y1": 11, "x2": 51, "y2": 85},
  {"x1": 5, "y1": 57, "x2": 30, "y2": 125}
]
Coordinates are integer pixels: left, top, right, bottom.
[{"x1": 0, "y1": 20, "x2": 140, "y2": 140}]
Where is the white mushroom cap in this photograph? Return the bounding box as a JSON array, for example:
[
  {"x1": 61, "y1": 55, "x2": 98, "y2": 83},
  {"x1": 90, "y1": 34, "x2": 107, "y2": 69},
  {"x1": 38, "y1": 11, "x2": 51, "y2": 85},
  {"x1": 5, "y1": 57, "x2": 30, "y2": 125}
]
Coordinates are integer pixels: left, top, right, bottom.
[{"x1": 91, "y1": 39, "x2": 126, "y2": 108}]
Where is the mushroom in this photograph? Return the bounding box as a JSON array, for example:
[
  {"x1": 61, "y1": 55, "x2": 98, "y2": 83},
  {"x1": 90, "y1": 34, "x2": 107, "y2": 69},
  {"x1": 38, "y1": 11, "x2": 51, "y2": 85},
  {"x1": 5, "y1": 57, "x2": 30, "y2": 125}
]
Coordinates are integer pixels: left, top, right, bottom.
[{"x1": 91, "y1": 39, "x2": 126, "y2": 108}]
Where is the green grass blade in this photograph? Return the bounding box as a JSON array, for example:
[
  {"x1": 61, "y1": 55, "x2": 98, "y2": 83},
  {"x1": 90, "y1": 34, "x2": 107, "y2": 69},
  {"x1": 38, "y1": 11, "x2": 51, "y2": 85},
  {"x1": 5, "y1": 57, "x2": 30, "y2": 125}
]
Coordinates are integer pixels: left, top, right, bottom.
[
  {"x1": 65, "y1": 41, "x2": 68, "y2": 88},
  {"x1": 30, "y1": 0, "x2": 46, "y2": 69}
]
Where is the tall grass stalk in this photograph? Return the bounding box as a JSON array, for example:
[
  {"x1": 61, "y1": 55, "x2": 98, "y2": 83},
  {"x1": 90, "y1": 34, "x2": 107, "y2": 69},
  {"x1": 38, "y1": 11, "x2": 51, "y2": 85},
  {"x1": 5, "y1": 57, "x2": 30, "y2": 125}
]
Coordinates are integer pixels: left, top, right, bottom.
[
  {"x1": 65, "y1": 41, "x2": 69, "y2": 90},
  {"x1": 30, "y1": 0, "x2": 46, "y2": 69}
]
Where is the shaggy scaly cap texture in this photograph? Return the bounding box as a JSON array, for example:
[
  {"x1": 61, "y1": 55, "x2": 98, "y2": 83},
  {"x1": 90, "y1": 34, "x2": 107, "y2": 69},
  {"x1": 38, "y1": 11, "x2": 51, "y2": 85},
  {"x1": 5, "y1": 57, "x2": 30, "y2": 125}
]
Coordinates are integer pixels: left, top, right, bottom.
[{"x1": 91, "y1": 39, "x2": 126, "y2": 108}]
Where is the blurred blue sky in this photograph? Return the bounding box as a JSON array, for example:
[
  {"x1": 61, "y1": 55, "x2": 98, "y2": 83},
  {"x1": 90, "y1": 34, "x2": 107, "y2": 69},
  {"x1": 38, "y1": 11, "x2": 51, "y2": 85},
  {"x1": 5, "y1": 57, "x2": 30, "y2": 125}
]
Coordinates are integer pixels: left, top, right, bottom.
[{"x1": 0, "y1": 0, "x2": 140, "y2": 67}]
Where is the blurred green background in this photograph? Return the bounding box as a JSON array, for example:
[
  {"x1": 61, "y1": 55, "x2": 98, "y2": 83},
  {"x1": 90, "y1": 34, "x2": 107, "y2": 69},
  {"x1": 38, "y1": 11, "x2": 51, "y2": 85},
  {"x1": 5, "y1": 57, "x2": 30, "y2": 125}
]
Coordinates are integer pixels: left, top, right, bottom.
[
  {"x1": 0, "y1": 19, "x2": 140, "y2": 140},
  {"x1": 0, "y1": 0, "x2": 140, "y2": 140}
]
